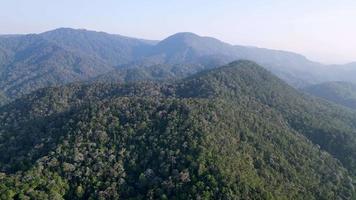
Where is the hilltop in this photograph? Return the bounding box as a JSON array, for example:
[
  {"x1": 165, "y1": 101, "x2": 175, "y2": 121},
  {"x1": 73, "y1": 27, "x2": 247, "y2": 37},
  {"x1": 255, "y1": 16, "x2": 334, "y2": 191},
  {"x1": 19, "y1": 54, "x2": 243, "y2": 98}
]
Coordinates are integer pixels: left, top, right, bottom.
[{"x1": 1, "y1": 61, "x2": 355, "y2": 199}]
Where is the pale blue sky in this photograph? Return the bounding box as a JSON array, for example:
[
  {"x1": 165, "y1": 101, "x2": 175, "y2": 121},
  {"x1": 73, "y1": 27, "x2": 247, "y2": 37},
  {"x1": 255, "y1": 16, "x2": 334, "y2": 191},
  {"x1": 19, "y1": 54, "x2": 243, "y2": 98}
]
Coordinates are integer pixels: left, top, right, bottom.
[{"x1": 1, "y1": 0, "x2": 356, "y2": 64}]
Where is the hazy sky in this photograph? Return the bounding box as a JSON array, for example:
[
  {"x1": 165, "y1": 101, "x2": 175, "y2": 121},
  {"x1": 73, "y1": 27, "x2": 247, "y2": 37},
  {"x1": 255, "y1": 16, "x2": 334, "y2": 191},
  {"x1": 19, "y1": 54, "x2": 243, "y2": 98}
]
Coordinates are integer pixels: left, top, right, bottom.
[{"x1": 1, "y1": 0, "x2": 356, "y2": 64}]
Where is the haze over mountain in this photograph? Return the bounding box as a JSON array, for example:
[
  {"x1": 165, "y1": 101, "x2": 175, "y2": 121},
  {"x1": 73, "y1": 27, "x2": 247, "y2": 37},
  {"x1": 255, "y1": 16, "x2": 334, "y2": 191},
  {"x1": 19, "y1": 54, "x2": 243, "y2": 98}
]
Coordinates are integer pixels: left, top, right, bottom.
[
  {"x1": 3, "y1": 0, "x2": 356, "y2": 64},
  {"x1": 1, "y1": 61, "x2": 355, "y2": 199},
  {"x1": 40, "y1": 28, "x2": 157, "y2": 66},
  {"x1": 0, "y1": 32, "x2": 113, "y2": 98},
  {"x1": 1, "y1": 28, "x2": 356, "y2": 102},
  {"x1": 304, "y1": 81, "x2": 356, "y2": 110}
]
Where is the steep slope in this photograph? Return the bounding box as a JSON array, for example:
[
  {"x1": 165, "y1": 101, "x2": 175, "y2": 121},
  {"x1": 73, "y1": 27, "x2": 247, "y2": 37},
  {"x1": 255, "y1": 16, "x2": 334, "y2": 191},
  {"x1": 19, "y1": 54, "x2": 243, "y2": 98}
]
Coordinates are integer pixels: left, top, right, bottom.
[
  {"x1": 303, "y1": 81, "x2": 356, "y2": 109},
  {"x1": 0, "y1": 61, "x2": 355, "y2": 199},
  {"x1": 180, "y1": 61, "x2": 356, "y2": 176}
]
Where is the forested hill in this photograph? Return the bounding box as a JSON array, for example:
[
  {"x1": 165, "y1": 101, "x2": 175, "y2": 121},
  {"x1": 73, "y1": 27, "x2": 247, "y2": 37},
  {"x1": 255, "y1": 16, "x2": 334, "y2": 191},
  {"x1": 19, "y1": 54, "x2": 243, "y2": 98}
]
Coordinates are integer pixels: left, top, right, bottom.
[
  {"x1": 0, "y1": 61, "x2": 355, "y2": 199},
  {"x1": 303, "y1": 81, "x2": 356, "y2": 110}
]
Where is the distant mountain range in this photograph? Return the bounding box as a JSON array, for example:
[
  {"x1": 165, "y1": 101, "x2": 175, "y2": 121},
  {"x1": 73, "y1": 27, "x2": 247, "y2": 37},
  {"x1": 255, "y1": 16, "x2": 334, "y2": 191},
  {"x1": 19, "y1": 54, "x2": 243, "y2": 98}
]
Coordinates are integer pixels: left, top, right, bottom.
[
  {"x1": 304, "y1": 81, "x2": 356, "y2": 109},
  {"x1": 1, "y1": 28, "x2": 356, "y2": 101}
]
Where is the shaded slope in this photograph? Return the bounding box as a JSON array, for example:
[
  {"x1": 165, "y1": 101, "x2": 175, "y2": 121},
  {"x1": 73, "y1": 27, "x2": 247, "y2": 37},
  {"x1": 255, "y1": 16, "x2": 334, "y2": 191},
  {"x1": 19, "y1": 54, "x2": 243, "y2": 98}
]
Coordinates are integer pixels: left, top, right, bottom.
[
  {"x1": 303, "y1": 81, "x2": 356, "y2": 109},
  {"x1": 179, "y1": 61, "x2": 356, "y2": 176}
]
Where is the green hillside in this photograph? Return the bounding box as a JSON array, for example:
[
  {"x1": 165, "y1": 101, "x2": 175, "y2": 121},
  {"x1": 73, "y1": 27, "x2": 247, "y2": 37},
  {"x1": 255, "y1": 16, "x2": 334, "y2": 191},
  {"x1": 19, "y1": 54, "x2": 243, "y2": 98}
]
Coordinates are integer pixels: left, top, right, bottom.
[{"x1": 0, "y1": 61, "x2": 355, "y2": 199}]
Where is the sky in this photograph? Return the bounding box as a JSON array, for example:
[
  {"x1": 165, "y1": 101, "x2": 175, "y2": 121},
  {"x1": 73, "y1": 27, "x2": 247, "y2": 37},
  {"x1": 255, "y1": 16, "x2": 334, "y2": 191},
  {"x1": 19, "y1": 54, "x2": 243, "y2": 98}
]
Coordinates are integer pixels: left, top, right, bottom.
[{"x1": 1, "y1": 0, "x2": 356, "y2": 64}]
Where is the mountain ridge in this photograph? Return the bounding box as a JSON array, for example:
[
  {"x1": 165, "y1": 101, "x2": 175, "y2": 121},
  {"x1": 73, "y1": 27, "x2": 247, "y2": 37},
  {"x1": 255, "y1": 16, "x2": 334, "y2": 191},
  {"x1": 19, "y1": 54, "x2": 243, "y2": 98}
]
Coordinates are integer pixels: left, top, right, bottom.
[{"x1": 1, "y1": 27, "x2": 356, "y2": 102}]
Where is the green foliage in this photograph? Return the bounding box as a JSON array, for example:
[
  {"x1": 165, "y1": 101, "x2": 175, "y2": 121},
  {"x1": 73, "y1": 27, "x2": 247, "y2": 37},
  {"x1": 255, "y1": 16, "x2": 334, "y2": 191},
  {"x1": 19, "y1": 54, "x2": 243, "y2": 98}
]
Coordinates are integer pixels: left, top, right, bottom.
[
  {"x1": 0, "y1": 167, "x2": 68, "y2": 200},
  {"x1": 0, "y1": 60, "x2": 355, "y2": 199},
  {"x1": 92, "y1": 63, "x2": 208, "y2": 84},
  {"x1": 179, "y1": 61, "x2": 356, "y2": 177}
]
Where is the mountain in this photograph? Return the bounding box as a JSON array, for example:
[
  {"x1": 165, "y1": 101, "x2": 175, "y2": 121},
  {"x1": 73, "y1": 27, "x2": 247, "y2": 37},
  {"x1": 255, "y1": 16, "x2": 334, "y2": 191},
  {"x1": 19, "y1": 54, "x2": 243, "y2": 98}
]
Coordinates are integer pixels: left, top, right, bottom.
[
  {"x1": 303, "y1": 81, "x2": 356, "y2": 109},
  {"x1": 0, "y1": 33, "x2": 114, "y2": 98},
  {"x1": 326, "y1": 63, "x2": 356, "y2": 84},
  {"x1": 40, "y1": 28, "x2": 156, "y2": 66},
  {"x1": 135, "y1": 32, "x2": 329, "y2": 87},
  {"x1": 0, "y1": 61, "x2": 355, "y2": 199},
  {"x1": 142, "y1": 32, "x2": 236, "y2": 64},
  {"x1": 0, "y1": 28, "x2": 157, "y2": 100},
  {"x1": 1, "y1": 28, "x2": 356, "y2": 102},
  {"x1": 179, "y1": 61, "x2": 356, "y2": 177}
]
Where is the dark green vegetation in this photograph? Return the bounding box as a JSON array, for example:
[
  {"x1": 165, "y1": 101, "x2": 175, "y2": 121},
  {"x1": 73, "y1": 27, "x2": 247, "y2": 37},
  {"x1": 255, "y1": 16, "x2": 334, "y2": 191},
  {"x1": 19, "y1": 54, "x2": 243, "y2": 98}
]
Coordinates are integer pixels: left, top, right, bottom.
[
  {"x1": 92, "y1": 63, "x2": 209, "y2": 84},
  {"x1": 1, "y1": 61, "x2": 355, "y2": 199},
  {"x1": 2, "y1": 28, "x2": 356, "y2": 102},
  {"x1": 304, "y1": 81, "x2": 356, "y2": 110}
]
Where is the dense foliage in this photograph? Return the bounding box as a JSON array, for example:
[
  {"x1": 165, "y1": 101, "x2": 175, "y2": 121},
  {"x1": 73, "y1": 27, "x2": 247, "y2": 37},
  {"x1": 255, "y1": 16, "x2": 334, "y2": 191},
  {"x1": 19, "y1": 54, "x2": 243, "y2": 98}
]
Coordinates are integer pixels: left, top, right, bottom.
[
  {"x1": 91, "y1": 63, "x2": 211, "y2": 84},
  {"x1": 303, "y1": 81, "x2": 356, "y2": 109},
  {"x1": 0, "y1": 61, "x2": 355, "y2": 199}
]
